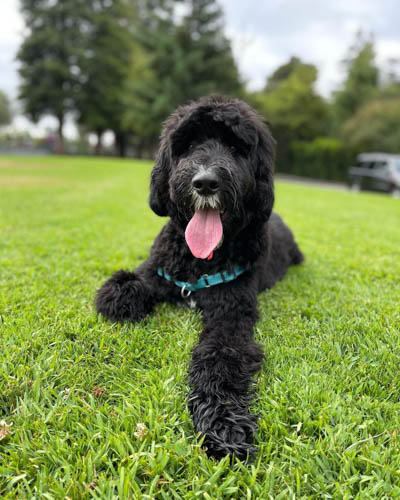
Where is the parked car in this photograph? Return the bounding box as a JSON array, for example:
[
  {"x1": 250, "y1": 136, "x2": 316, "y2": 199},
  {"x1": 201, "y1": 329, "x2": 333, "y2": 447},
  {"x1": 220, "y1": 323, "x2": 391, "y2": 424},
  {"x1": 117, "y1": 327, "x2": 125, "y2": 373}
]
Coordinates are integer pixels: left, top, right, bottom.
[{"x1": 348, "y1": 153, "x2": 400, "y2": 197}]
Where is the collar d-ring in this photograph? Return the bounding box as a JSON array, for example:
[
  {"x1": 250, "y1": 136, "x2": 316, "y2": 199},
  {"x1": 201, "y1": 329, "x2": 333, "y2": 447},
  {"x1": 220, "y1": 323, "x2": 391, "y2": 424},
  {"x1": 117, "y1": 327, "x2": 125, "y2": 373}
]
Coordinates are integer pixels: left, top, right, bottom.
[{"x1": 181, "y1": 284, "x2": 192, "y2": 298}]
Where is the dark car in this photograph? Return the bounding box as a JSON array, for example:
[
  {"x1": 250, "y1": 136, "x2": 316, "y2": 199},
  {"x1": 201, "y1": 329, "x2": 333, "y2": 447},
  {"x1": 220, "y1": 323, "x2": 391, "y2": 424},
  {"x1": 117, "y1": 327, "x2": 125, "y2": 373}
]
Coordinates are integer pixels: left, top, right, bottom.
[{"x1": 348, "y1": 153, "x2": 400, "y2": 197}]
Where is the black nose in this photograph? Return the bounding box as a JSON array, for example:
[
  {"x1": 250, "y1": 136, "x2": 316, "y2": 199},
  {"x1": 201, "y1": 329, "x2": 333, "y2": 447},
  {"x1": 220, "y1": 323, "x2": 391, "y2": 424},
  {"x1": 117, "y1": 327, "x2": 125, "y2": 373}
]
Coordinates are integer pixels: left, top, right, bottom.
[{"x1": 192, "y1": 171, "x2": 220, "y2": 195}]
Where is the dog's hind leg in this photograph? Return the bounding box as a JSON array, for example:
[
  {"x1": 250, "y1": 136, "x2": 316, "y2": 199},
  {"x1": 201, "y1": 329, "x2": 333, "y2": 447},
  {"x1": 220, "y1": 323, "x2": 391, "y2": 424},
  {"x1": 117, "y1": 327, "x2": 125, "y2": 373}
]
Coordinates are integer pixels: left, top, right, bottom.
[{"x1": 188, "y1": 277, "x2": 263, "y2": 460}]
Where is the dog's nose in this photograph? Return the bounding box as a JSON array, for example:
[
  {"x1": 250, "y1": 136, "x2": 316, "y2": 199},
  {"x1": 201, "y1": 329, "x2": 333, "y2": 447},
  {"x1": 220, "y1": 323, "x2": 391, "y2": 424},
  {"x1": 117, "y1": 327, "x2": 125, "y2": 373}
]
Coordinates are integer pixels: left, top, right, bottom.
[{"x1": 192, "y1": 171, "x2": 220, "y2": 196}]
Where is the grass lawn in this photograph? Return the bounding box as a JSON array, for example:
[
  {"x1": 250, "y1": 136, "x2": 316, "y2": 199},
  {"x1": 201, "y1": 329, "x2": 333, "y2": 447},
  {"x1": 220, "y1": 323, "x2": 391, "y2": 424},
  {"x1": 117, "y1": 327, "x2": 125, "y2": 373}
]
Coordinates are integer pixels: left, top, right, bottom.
[{"x1": 1, "y1": 155, "x2": 400, "y2": 498}]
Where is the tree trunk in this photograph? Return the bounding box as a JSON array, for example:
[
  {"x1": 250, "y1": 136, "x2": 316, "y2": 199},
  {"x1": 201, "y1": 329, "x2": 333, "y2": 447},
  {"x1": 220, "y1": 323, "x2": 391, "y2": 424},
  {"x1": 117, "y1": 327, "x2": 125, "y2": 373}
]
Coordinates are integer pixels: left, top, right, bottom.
[
  {"x1": 136, "y1": 139, "x2": 144, "y2": 159},
  {"x1": 95, "y1": 129, "x2": 104, "y2": 155},
  {"x1": 115, "y1": 131, "x2": 127, "y2": 157},
  {"x1": 56, "y1": 115, "x2": 65, "y2": 154}
]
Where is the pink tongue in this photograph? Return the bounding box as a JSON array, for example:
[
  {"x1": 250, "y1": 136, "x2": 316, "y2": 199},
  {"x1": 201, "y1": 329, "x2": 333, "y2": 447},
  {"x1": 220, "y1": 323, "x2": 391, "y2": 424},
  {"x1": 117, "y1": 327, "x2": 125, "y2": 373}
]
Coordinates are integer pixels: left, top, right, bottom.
[{"x1": 185, "y1": 209, "x2": 223, "y2": 259}]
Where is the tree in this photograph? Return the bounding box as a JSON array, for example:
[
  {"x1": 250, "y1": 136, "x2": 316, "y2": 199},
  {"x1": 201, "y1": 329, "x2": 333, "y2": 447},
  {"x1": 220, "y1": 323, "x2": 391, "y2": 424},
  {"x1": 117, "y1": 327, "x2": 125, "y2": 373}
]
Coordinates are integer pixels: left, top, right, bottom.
[
  {"x1": 332, "y1": 31, "x2": 379, "y2": 126},
  {"x1": 122, "y1": 40, "x2": 160, "y2": 157},
  {"x1": 341, "y1": 97, "x2": 400, "y2": 153},
  {"x1": 176, "y1": 0, "x2": 243, "y2": 100},
  {"x1": 265, "y1": 56, "x2": 303, "y2": 92},
  {"x1": 17, "y1": 0, "x2": 86, "y2": 151},
  {"x1": 0, "y1": 90, "x2": 12, "y2": 127},
  {"x1": 333, "y1": 32, "x2": 400, "y2": 152},
  {"x1": 121, "y1": 0, "x2": 177, "y2": 156},
  {"x1": 123, "y1": 0, "x2": 243, "y2": 156},
  {"x1": 77, "y1": 0, "x2": 133, "y2": 156},
  {"x1": 251, "y1": 58, "x2": 329, "y2": 169}
]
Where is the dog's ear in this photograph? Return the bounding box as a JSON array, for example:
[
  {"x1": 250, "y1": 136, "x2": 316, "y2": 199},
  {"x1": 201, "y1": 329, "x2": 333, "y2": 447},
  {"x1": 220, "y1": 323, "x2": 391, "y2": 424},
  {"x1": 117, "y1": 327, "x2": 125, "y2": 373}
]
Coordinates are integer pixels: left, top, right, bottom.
[
  {"x1": 150, "y1": 107, "x2": 188, "y2": 216},
  {"x1": 210, "y1": 101, "x2": 276, "y2": 223},
  {"x1": 251, "y1": 125, "x2": 275, "y2": 223},
  {"x1": 149, "y1": 137, "x2": 171, "y2": 217},
  {"x1": 219, "y1": 103, "x2": 275, "y2": 223}
]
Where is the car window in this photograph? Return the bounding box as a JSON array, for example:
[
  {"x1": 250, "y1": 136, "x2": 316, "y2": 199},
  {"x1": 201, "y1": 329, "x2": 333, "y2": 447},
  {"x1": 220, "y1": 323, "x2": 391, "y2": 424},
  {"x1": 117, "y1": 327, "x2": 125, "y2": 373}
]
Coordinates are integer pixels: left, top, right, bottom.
[
  {"x1": 357, "y1": 160, "x2": 387, "y2": 168},
  {"x1": 395, "y1": 159, "x2": 400, "y2": 173},
  {"x1": 371, "y1": 161, "x2": 388, "y2": 169}
]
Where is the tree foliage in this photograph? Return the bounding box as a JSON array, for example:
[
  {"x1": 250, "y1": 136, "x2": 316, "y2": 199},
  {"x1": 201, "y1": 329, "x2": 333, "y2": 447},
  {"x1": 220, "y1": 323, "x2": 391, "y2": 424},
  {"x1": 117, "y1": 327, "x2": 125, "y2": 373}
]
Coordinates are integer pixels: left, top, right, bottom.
[
  {"x1": 333, "y1": 31, "x2": 379, "y2": 125},
  {"x1": 341, "y1": 97, "x2": 400, "y2": 153},
  {"x1": 77, "y1": 0, "x2": 133, "y2": 155},
  {"x1": 17, "y1": 0, "x2": 242, "y2": 156},
  {"x1": 265, "y1": 56, "x2": 303, "y2": 92},
  {"x1": 177, "y1": 0, "x2": 242, "y2": 99},
  {"x1": 262, "y1": 62, "x2": 328, "y2": 139},
  {"x1": 16, "y1": 2, "x2": 398, "y2": 162},
  {"x1": 17, "y1": 0, "x2": 88, "y2": 148},
  {"x1": 331, "y1": 31, "x2": 400, "y2": 156},
  {"x1": 123, "y1": 0, "x2": 242, "y2": 155},
  {"x1": 0, "y1": 90, "x2": 12, "y2": 127},
  {"x1": 251, "y1": 58, "x2": 329, "y2": 168}
]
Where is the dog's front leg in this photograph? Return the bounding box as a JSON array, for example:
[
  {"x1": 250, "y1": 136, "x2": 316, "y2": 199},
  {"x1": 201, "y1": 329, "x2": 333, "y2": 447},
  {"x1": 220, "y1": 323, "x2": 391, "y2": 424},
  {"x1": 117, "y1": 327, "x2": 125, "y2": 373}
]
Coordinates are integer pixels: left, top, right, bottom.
[
  {"x1": 188, "y1": 282, "x2": 264, "y2": 460},
  {"x1": 95, "y1": 260, "x2": 159, "y2": 323}
]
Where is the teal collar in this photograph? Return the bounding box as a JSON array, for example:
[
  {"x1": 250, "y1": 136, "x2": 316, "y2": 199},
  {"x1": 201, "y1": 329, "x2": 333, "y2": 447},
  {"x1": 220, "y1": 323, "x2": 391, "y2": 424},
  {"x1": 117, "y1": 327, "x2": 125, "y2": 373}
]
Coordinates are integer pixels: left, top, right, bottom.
[{"x1": 157, "y1": 265, "x2": 247, "y2": 298}]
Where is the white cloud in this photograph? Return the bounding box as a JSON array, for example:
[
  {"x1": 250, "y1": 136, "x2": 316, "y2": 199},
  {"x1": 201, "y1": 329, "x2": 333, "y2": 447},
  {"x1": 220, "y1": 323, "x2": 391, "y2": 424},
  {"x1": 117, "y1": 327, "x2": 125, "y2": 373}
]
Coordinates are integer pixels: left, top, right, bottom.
[
  {"x1": 0, "y1": 0, "x2": 23, "y2": 45},
  {"x1": 227, "y1": 29, "x2": 282, "y2": 90},
  {"x1": 0, "y1": 0, "x2": 24, "y2": 98},
  {"x1": 222, "y1": 0, "x2": 400, "y2": 97},
  {"x1": 377, "y1": 39, "x2": 400, "y2": 62}
]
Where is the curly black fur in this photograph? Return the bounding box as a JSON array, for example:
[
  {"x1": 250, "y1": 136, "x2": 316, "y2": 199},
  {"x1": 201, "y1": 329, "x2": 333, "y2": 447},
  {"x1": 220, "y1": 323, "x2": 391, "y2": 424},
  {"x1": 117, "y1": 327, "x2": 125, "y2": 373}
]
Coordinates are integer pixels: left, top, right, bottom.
[{"x1": 96, "y1": 95, "x2": 304, "y2": 460}]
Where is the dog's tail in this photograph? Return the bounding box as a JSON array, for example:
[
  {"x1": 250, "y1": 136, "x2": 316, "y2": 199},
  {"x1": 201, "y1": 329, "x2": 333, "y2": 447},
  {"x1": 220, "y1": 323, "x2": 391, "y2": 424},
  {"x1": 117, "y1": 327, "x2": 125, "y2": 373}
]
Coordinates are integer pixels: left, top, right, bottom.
[{"x1": 290, "y1": 242, "x2": 304, "y2": 265}]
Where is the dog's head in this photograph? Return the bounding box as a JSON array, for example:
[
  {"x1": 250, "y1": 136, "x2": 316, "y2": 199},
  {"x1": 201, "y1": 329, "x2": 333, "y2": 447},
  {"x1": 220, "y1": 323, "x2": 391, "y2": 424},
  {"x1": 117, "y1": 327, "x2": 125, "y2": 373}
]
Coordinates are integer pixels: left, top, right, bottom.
[{"x1": 150, "y1": 95, "x2": 276, "y2": 259}]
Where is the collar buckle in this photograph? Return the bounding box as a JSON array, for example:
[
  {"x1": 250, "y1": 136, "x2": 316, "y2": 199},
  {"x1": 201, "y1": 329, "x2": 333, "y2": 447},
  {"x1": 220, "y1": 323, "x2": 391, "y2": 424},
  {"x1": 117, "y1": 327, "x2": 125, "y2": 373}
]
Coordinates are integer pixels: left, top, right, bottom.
[{"x1": 202, "y1": 274, "x2": 211, "y2": 288}]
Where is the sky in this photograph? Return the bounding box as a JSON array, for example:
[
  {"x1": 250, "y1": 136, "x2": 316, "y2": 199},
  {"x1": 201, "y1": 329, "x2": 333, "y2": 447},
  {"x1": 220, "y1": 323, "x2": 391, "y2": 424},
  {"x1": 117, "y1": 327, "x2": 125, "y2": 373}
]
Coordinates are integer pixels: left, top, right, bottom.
[{"x1": 1, "y1": 0, "x2": 400, "y2": 138}]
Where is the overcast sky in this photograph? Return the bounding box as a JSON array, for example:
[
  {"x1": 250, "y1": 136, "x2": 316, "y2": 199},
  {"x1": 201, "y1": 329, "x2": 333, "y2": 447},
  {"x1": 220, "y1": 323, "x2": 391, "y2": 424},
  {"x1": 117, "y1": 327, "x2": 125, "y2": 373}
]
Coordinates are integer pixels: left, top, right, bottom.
[
  {"x1": 219, "y1": 0, "x2": 400, "y2": 94},
  {"x1": 1, "y1": 0, "x2": 400, "y2": 137}
]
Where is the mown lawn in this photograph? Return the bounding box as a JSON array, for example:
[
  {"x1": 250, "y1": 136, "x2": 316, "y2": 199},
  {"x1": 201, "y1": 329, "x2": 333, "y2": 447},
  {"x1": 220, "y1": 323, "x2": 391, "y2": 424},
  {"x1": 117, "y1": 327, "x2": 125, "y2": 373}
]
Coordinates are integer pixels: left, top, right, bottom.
[{"x1": 1, "y1": 155, "x2": 400, "y2": 498}]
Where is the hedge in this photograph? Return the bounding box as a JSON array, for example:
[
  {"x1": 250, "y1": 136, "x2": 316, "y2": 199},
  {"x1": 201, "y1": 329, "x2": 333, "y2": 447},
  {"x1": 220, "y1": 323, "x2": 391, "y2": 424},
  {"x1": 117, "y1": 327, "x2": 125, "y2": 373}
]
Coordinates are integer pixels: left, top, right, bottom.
[{"x1": 278, "y1": 137, "x2": 357, "y2": 182}]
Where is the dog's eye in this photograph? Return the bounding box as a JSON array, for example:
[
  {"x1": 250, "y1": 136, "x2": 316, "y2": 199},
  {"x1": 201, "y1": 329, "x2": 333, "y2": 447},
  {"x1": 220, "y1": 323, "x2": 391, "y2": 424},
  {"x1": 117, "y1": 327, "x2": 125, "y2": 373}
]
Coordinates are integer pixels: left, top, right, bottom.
[
  {"x1": 188, "y1": 143, "x2": 194, "y2": 150},
  {"x1": 230, "y1": 146, "x2": 236, "y2": 154}
]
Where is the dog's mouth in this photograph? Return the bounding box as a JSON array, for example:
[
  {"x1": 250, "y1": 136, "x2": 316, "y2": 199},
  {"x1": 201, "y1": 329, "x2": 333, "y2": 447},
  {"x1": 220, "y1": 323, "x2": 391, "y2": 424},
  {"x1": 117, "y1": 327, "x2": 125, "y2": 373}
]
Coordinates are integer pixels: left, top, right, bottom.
[{"x1": 185, "y1": 206, "x2": 225, "y2": 259}]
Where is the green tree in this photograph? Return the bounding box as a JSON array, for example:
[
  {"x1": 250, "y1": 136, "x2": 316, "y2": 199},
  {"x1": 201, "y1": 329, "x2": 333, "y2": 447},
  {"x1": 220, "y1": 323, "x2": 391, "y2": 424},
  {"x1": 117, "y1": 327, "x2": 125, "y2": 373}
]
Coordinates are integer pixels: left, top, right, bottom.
[
  {"x1": 17, "y1": 0, "x2": 87, "y2": 151},
  {"x1": 0, "y1": 90, "x2": 12, "y2": 127},
  {"x1": 177, "y1": 0, "x2": 242, "y2": 100},
  {"x1": 122, "y1": 0, "x2": 176, "y2": 156},
  {"x1": 265, "y1": 56, "x2": 303, "y2": 92},
  {"x1": 77, "y1": 0, "x2": 133, "y2": 156},
  {"x1": 333, "y1": 31, "x2": 379, "y2": 126},
  {"x1": 334, "y1": 32, "x2": 400, "y2": 153},
  {"x1": 251, "y1": 58, "x2": 329, "y2": 169},
  {"x1": 341, "y1": 97, "x2": 400, "y2": 153},
  {"x1": 124, "y1": 0, "x2": 243, "y2": 156},
  {"x1": 122, "y1": 40, "x2": 159, "y2": 157}
]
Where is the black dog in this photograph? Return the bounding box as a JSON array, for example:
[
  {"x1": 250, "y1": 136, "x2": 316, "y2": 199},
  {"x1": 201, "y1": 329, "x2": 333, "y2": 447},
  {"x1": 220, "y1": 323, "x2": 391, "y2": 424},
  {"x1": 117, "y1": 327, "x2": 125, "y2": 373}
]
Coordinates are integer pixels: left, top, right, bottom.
[{"x1": 96, "y1": 95, "x2": 303, "y2": 460}]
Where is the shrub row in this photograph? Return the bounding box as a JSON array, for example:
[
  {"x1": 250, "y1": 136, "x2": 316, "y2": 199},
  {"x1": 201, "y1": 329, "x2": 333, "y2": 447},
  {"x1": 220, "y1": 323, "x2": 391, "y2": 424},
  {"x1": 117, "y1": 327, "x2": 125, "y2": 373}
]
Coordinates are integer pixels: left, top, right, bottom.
[{"x1": 278, "y1": 137, "x2": 358, "y2": 182}]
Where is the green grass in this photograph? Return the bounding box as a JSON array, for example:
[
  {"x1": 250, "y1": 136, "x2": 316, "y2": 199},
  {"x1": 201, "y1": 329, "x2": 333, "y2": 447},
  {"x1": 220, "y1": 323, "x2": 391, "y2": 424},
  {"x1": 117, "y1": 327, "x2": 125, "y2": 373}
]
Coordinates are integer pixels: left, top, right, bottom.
[{"x1": 1, "y1": 155, "x2": 400, "y2": 498}]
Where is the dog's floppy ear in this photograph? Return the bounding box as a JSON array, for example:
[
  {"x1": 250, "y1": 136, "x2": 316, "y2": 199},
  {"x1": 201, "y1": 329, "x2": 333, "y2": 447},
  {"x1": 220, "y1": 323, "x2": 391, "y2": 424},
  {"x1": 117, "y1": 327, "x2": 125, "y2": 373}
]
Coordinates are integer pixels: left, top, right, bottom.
[
  {"x1": 150, "y1": 106, "x2": 188, "y2": 216},
  {"x1": 251, "y1": 124, "x2": 276, "y2": 223},
  {"x1": 221, "y1": 103, "x2": 275, "y2": 223},
  {"x1": 149, "y1": 137, "x2": 171, "y2": 217}
]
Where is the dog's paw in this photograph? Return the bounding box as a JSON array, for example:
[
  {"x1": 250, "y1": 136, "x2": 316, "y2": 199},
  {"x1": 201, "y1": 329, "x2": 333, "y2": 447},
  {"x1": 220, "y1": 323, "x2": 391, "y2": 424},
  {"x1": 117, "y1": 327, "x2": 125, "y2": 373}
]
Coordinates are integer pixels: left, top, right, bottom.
[
  {"x1": 95, "y1": 270, "x2": 154, "y2": 323},
  {"x1": 189, "y1": 395, "x2": 257, "y2": 460},
  {"x1": 203, "y1": 417, "x2": 257, "y2": 461}
]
